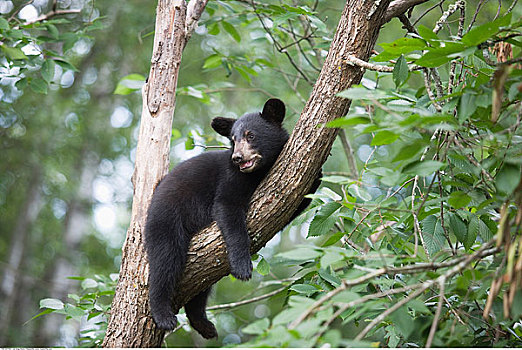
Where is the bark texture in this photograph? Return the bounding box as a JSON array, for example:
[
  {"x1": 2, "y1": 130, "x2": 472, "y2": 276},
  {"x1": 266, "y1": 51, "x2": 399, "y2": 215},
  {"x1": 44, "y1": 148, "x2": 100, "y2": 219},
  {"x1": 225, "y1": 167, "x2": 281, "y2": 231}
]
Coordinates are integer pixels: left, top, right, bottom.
[{"x1": 102, "y1": 0, "x2": 208, "y2": 347}]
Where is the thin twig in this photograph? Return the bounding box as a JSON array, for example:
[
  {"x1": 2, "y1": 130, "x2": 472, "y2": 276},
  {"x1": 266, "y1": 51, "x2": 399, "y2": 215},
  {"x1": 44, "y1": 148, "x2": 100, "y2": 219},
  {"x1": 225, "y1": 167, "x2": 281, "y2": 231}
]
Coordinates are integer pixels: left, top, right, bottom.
[
  {"x1": 251, "y1": 2, "x2": 314, "y2": 85},
  {"x1": 412, "y1": 0, "x2": 445, "y2": 26},
  {"x1": 426, "y1": 276, "x2": 446, "y2": 347},
  {"x1": 448, "y1": 1, "x2": 466, "y2": 95},
  {"x1": 8, "y1": 0, "x2": 34, "y2": 22},
  {"x1": 207, "y1": 284, "x2": 288, "y2": 311},
  {"x1": 433, "y1": 0, "x2": 463, "y2": 34},
  {"x1": 467, "y1": 0, "x2": 486, "y2": 33},
  {"x1": 507, "y1": 0, "x2": 518, "y2": 13},
  {"x1": 23, "y1": 9, "x2": 81, "y2": 26},
  {"x1": 338, "y1": 130, "x2": 358, "y2": 177},
  {"x1": 422, "y1": 69, "x2": 442, "y2": 112},
  {"x1": 356, "y1": 283, "x2": 431, "y2": 340}
]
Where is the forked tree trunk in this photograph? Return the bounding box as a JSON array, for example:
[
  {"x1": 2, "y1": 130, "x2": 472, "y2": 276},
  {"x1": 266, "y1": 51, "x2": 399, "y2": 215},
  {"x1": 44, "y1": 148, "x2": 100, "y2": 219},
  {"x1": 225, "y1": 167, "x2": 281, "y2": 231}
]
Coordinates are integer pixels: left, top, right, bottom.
[{"x1": 103, "y1": 0, "x2": 418, "y2": 347}]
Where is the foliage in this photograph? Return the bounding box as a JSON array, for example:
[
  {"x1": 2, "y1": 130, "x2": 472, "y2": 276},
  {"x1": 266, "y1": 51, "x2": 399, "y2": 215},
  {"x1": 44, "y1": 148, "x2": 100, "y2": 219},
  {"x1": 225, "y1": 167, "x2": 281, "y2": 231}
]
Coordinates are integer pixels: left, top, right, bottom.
[
  {"x1": 0, "y1": 1, "x2": 102, "y2": 95},
  {"x1": 34, "y1": 274, "x2": 117, "y2": 347},
  {"x1": 229, "y1": 4, "x2": 522, "y2": 348}
]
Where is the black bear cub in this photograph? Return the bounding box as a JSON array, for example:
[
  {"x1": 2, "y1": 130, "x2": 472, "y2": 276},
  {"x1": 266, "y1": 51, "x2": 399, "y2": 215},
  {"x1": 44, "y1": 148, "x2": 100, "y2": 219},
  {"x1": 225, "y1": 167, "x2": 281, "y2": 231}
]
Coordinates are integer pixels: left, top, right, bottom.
[{"x1": 145, "y1": 98, "x2": 315, "y2": 339}]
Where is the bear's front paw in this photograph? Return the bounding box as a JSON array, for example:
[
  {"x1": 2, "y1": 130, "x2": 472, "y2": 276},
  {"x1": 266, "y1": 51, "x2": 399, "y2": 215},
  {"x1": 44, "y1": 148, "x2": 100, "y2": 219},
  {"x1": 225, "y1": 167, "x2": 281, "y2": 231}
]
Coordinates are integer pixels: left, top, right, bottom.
[
  {"x1": 230, "y1": 258, "x2": 253, "y2": 281},
  {"x1": 152, "y1": 311, "x2": 178, "y2": 331}
]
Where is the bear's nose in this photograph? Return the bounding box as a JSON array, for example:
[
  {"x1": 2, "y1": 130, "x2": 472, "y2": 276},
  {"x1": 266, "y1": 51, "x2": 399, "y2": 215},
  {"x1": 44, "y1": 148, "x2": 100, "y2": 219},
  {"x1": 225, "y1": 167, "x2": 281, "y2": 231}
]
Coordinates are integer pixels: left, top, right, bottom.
[{"x1": 232, "y1": 153, "x2": 243, "y2": 164}]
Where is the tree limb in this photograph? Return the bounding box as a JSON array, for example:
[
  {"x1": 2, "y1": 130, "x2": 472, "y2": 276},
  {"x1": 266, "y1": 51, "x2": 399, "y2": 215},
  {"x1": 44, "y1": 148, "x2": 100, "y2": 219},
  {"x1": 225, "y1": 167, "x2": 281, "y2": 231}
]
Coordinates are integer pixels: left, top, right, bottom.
[{"x1": 384, "y1": 0, "x2": 430, "y2": 23}]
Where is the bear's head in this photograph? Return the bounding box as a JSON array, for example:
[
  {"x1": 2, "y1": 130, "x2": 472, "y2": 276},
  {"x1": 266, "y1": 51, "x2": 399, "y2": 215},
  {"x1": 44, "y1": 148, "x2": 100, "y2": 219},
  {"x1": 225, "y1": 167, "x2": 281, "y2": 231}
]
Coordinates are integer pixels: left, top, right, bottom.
[{"x1": 211, "y1": 99, "x2": 289, "y2": 173}]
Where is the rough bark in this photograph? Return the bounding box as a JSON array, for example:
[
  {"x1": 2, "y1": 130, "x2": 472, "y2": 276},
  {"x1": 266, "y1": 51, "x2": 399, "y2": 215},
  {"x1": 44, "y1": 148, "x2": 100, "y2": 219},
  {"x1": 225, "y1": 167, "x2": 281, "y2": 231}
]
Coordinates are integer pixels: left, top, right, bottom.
[{"x1": 102, "y1": 0, "x2": 208, "y2": 347}]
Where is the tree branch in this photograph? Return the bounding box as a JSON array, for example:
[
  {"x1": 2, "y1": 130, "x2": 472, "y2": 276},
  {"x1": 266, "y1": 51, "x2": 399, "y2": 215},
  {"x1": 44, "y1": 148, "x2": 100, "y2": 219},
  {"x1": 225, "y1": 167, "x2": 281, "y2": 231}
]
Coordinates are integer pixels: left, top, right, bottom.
[
  {"x1": 384, "y1": 0, "x2": 430, "y2": 23},
  {"x1": 23, "y1": 9, "x2": 81, "y2": 26}
]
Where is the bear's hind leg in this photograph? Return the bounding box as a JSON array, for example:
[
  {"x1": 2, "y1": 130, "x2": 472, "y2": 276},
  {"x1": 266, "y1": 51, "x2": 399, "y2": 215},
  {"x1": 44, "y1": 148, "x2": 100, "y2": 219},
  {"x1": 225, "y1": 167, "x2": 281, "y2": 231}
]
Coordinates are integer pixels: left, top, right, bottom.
[{"x1": 185, "y1": 288, "x2": 218, "y2": 339}]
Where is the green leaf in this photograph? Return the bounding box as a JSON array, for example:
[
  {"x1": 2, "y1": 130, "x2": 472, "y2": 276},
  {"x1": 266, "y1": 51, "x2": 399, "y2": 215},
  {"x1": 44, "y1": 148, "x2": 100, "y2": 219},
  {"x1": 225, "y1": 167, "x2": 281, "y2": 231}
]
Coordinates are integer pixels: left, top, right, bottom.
[
  {"x1": 30, "y1": 78, "x2": 48, "y2": 94},
  {"x1": 41, "y1": 60, "x2": 55, "y2": 83},
  {"x1": 393, "y1": 55, "x2": 409, "y2": 87},
  {"x1": 278, "y1": 247, "x2": 321, "y2": 261},
  {"x1": 417, "y1": 25, "x2": 439, "y2": 42},
  {"x1": 348, "y1": 184, "x2": 372, "y2": 201},
  {"x1": 392, "y1": 140, "x2": 425, "y2": 162},
  {"x1": 495, "y1": 164, "x2": 520, "y2": 195},
  {"x1": 114, "y1": 73, "x2": 145, "y2": 95},
  {"x1": 221, "y1": 21, "x2": 241, "y2": 43},
  {"x1": 320, "y1": 250, "x2": 344, "y2": 267},
  {"x1": 64, "y1": 304, "x2": 86, "y2": 319},
  {"x1": 467, "y1": 215, "x2": 480, "y2": 248},
  {"x1": 448, "y1": 213, "x2": 467, "y2": 248},
  {"x1": 477, "y1": 217, "x2": 492, "y2": 241},
  {"x1": 407, "y1": 299, "x2": 431, "y2": 314},
  {"x1": 81, "y1": 278, "x2": 98, "y2": 289},
  {"x1": 290, "y1": 284, "x2": 320, "y2": 295},
  {"x1": 404, "y1": 160, "x2": 445, "y2": 177},
  {"x1": 308, "y1": 202, "x2": 342, "y2": 237},
  {"x1": 458, "y1": 93, "x2": 477, "y2": 123},
  {"x1": 207, "y1": 22, "x2": 220, "y2": 35},
  {"x1": 371, "y1": 130, "x2": 400, "y2": 146},
  {"x1": 0, "y1": 17, "x2": 9, "y2": 30},
  {"x1": 1, "y1": 45, "x2": 28, "y2": 60},
  {"x1": 202, "y1": 54, "x2": 222, "y2": 69},
  {"x1": 448, "y1": 191, "x2": 472, "y2": 209},
  {"x1": 55, "y1": 59, "x2": 79, "y2": 72},
  {"x1": 40, "y1": 298, "x2": 65, "y2": 310},
  {"x1": 389, "y1": 306, "x2": 415, "y2": 338},
  {"x1": 321, "y1": 231, "x2": 346, "y2": 247},
  {"x1": 331, "y1": 290, "x2": 360, "y2": 303},
  {"x1": 25, "y1": 309, "x2": 53, "y2": 325},
  {"x1": 461, "y1": 13, "x2": 512, "y2": 46},
  {"x1": 320, "y1": 175, "x2": 352, "y2": 185},
  {"x1": 374, "y1": 38, "x2": 427, "y2": 61},
  {"x1": 242, "y1": 318, "x2": 270, "y2": 335},
  {"x1": 416, "y1": 50, "x2": 451, "y2": 68},
  {"x1": 326, "y1": 116, "x2": 370, "y2": 128},
  {"x1": 45, "y1": 23, "x2": 59, "y2": 39},
  {"x1": 257, "y1": 257, "x2": 270, "y2": 276},
  {"x1": 185, "y1": 133, "x2": 195, "y2": 150},
  {"x1": 318, "y1": 269, "x2": 341, "y2": 287},
  {"x1": 272, "y1": 307, "x2": 303, "y2": 326},
  {"x1": 421, "y1": 215, "x2": 447, "y2": 257}
]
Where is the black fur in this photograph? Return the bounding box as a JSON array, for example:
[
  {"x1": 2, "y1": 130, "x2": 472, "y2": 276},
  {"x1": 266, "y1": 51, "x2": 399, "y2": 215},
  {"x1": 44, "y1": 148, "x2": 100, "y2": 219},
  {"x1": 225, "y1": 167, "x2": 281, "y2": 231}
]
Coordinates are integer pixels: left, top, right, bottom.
[{"x1": 144, "y1": 99, "x2": 319, "y2": 339}]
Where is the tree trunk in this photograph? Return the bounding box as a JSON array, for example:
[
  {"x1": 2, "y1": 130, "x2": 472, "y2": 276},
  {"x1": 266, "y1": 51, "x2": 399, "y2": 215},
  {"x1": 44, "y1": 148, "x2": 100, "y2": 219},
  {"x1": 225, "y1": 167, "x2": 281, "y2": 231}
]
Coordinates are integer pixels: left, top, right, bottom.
[
  {"x1": 102, "y1": 0, "x2": 208, "y2": 347},
  {"x1": 103, "y1": 0, "x2": 411, "y2": 347}
]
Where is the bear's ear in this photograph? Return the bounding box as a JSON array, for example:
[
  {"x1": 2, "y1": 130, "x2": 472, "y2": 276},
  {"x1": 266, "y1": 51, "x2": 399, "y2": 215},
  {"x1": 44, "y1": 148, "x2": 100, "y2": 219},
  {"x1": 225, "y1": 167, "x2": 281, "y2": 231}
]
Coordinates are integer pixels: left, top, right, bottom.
[
  {"x1": 211, "y1": 117, "x2": 235, "y2": 137},
  {"x1": 261, "y1": 98, "x2": 285, "y2": 125}
]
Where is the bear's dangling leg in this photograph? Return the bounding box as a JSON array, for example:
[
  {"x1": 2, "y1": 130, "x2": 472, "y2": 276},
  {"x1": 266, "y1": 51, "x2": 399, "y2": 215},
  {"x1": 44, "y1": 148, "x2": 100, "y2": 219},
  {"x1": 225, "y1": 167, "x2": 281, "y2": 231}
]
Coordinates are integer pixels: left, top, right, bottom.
[{"x1": 185, "y1": 288, "x2": 218, "y2": 339}]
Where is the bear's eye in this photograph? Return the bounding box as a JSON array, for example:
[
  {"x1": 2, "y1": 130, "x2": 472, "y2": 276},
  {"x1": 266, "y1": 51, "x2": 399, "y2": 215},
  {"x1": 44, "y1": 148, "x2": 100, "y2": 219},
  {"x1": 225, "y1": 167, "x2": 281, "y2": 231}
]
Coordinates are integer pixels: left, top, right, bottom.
[{"x1": 246, "y1": 132, "x2": 255, "y2": 141}]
